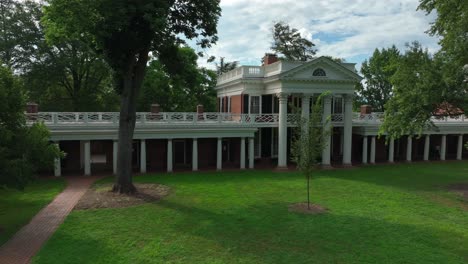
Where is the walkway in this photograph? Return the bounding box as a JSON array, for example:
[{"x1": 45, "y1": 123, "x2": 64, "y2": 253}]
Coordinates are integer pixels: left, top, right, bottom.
[{"x1": 0, "y1": 176, "x2": 99, "y2": 264}]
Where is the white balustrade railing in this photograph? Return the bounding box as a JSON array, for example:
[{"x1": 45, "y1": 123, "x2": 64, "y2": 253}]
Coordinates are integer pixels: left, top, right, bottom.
[{"x1": 26, "y1": 112, "x2": 468, "y2": 127}]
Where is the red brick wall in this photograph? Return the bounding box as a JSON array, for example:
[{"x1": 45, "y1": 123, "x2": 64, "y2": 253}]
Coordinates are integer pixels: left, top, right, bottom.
[{"x1": 230, "y1": 95, "x2": 243, "y2": 114}]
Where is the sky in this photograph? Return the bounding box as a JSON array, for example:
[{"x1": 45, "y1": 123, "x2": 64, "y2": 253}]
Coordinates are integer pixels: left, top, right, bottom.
[{"x1": 194, "y1": 0, "x2": 440, "y2": 70}]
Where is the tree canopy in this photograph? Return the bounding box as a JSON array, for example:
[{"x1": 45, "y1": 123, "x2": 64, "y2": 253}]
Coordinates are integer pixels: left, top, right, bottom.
[
  {"x1": 357, "y1": 46, "x2": 400, "y2": 112},
  {"x1": 43, "y1": 0, "x2": 221, "y2": 193},
  {"x1": 138, "y1": 46, "x2": 217, "y2": 112},
  {"x1": 380, "y1": 0, "x2": 468, "y2": 138},
  {"x1": 0, "y1": 0, "x2": 119, "y2": 111},
  {"x1": 271, "y1": 22, "x2": 316, "y2": 61},
  {"x1": 0, "y1": 64, "x2": 61, "y2": 189}
]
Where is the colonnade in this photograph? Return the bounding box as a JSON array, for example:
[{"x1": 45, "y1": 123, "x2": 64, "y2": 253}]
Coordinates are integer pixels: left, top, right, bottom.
[
  {"x1": 53, "y1": 137, "x2": 256, "y2": 176},
  {"x1": 276, "y1": 93, "x2": 354, "y2": 168},
  {"x1": 361, "y1": 134, "x2": 465, "y2": 164}
]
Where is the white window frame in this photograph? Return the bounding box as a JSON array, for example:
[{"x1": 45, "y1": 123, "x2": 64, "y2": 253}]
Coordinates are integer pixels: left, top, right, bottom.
[{"x1": 249, "y1": 95, "x2": 262, "y2": 114}]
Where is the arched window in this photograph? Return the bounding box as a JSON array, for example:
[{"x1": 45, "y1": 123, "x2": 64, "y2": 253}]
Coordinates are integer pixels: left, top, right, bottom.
[{"x1": 313, "y1": 68, "x2": 326, "y2": 77}]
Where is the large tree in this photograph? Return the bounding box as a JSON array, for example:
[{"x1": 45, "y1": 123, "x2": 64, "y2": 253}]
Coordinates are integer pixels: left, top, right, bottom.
[
  {"x1": 138, "y1": 46, "x2": 217, "y2": 112},
  {"x1": 271, "y1": 22, "x2": 316, "y2": 61},
  {"x1": 0, "y1": 64, "x2": 61, "y2": 189},
  {"x1": 380, "y1": 42, "x2": 444, "y2": 138},
  {"x1": 0, "y1": 0, "x2": 118, "y2": 111},
  {"x1": 214, "y1": 57, "x2": 238, "y2": 75},
  {"x1": 43, "y1": 0, "x2": 221, "y2": 193},
  {"x1": 357, "y1": 46, "x2": 400, "y2": 112},
  {"x1": 381, "y1": 0, "x2": 468, "y2": 138}
]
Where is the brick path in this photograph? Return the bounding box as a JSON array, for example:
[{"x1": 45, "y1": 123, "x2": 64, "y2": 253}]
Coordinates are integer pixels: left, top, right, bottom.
[{"x1": 0, "y1": 176, "x2": 99, "y2": 264}]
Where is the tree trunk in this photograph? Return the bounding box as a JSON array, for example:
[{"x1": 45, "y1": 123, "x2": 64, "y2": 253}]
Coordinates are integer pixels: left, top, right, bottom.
[{"x1": 112, "y1": 50, "x2": 149, "y2": 194}]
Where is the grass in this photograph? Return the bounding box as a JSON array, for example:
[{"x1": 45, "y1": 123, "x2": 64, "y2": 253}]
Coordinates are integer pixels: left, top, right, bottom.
[
  {"x1": 0, "y1": 177, "x2": 65, "y2": 245},
  {"x1": 34, "y1": 162, "x2": 468, "y2": 264}
]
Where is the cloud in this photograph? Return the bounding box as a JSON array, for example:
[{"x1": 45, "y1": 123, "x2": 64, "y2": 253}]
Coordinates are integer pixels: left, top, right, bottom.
[{"x1": 195, "y1": 0, "x2": 440, "y2": 70}]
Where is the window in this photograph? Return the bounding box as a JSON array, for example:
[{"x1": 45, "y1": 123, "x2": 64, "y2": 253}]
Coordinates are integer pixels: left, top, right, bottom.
[
  {"x1": 332, "y1": 97, "x2": 343, "y2": 114},
  {"x1": 250, "y1": 96, "x2": 260, "y2": 114},
  {"x1": 272, "y1": 96, "x2": 279, "y2": 113},
  {"x1": 313, "y1": 68, "x2": 326, "y2": 76}
]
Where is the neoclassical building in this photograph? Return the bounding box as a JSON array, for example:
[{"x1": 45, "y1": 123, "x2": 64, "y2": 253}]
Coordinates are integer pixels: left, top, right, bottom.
[{"x1": 27, "y1": 55, "x2": 468, "y2": 176}]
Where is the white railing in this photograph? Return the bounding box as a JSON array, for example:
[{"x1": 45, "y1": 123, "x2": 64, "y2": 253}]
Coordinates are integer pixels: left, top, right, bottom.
[
  {"x1": 27, "y1": 112, "x2": 282, "y2": 126},
  {"x1": 217, "y1": 66, "x2": 265, "y2": 84},
  {"x1": 354, "y1": 112, "x2": 468, "y2": 124},
  {"x1": 26, "y1": 112, "x2": 468, "y2": 128}
]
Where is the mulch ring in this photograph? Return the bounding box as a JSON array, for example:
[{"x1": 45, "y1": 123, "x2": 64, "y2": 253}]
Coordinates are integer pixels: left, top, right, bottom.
[
  {"x1": 75, "y1": 183, "x2": 171, "y2": 210},
  {"x1": 288, "y1": 202, "x2": 329, "y2": 215},
  {"x1": 448, "y1": 183, "x2": 468, "y2": 201}
]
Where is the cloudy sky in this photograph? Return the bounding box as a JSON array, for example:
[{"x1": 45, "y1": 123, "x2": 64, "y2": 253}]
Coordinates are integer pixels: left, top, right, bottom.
[{"x1": 194, "y1": 0, "x2": 440, "y2": 70}]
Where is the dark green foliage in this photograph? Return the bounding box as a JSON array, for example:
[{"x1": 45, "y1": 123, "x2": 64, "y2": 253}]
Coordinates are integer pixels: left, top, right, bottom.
[
  {"x1": 0, "y1": 0, "x2": 118, "y2": 111},
  {"x1": 214, "y1": 57, "x2": 238, "y2": 75},
  {"x1": 357, "y1": 46, "x2": 400, "y2": 111},
  {"x1": 381, "y1": 42, "x2": 444, "y2": 138},
  {"x1": 0, "y1": 65, "x2": 61, "y2": 189},
  {"x1": 138, "y1": 47, "x2": 217, "y2": 112},
  {"x1": 271, "y1": 22, "x2": 316, "y2": 61}
]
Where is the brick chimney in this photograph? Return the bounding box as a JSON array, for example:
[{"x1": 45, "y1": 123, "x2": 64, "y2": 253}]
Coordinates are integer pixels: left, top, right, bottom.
[
  {"x1": 197, "y1": 104, "x2": 204, "y2": 120},
  {"x1": 360, "y1": 105, "x2": 372, "y2": 115},
  {"x1": 262, "y1": 53, "x2": 279, "y2": 66},
  {"x1": 26, "y1": 102, "x2": 39, "y2": 114},
  {"x1": 150, "y1": 103, "x2": 160, "y2": 114}
]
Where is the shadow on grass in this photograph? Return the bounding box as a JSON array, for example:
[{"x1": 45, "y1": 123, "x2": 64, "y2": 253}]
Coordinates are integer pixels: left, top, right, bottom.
[{"x1": 35, "y1": 196, "x2": 468, "y2": 264}]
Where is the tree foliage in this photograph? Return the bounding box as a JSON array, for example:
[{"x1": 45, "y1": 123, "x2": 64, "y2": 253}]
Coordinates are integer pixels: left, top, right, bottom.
[
  {"x1": 271, "y1": 22, "x2": 316, "y2": 61},
  {"x1": 357, "y1": 46, "x2": 400, "y2": 112},
  {"x1": 291, "y1": 93, "x2": 331, "y2": 209},
  {"x1": 0, "y1": 64, "x2": 61, "y2": 189},
  {"x1": 380, "y1": 42, "x2": 444, "y2": 138},
  {"x1": 138, "y1": 47, "x2": 217, "y2": 112},
  {"x1": 0, "y1": 0, "x2": 118, "y2": 111},
  {"x1": 214, "y1": 57, "x2": 238, "y2": 75},
  {"x1": 43, "y1": 0, "x2": 221, "y2": 193}
]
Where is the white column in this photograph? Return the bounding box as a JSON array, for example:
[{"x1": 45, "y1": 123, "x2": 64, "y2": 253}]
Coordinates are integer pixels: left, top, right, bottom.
[
  {"x1": 84, "y1": 140, "x2": 91, "y2": 176},
  {"x1": 322, "y1": 96, "x2": 332, "y2": 166},
  {"x1": 388, "y1": 137, "x2": 394, "y2": 163},
  {"x1": 362, "y1": 136, "x2": 368, "y2": 164},
  {"x1": 343, "y1": 94, "x2": 353, "y2": 166},
  {"x1": 370, "y1": 136, "x2": 376, "y2": 164},
  {"x1": 167, "y1": 139, "x2": 173, "y2": 172},
  {"x1": 440, "y1": 134, "x2": 446, "y2": 161},
  {"x1": 113, "y1": 140, "x2": 118, "y2": 174},
  {"x1": 406, "y1": 136, "x2": 412, "y2": 162},
  {"x1": 249, "y1": 137, "x2": 254, "y2": 169},
  {"x1": 217, "y1": 137, "x2": 222, "y2": 170},
  {"x1": 240, "y1": 137, "x2": 246, "y2": 169},
  {"x1": 457, "y1": 134, "x2": 463, "y2": 160},
  {"x1": 277, "y1": 93, "x2": 288, "y2": 168},
  {"x1": 424, "y1": 135, "x2": 430, "y2": 161},
  {"x1": 192, "y1": 138, "x2": 198, "y2": 171},
  {"x1": 54, "y1": 142, "x2": 61, "y2": 177},
  {"x1": 140, "y1": 139, "x2": 146, "y2": 173},
  {"x1": 301, "y1": 95, "x2": 310, "y2": 119}
]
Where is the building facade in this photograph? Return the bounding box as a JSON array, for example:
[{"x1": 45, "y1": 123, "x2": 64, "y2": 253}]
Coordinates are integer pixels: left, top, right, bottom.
[{"x1": 27, "y1": 56, "x2": 468, "y2": 176}]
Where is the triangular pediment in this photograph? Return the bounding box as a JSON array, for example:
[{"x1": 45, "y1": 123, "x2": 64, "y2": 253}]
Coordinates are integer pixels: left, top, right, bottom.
[{"x1": 280, "y1": 56, "x2": 362, "y2": 82}]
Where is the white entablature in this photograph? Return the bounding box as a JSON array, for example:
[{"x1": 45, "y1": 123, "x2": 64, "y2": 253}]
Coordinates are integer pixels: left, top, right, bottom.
[{"x1": 216, "y1": 56, "x2": 362, "y2": 97}]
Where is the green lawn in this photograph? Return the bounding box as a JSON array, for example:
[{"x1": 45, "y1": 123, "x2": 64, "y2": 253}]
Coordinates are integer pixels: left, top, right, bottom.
[
  {"x1": 0, "y1": 177, "x2": 65, "y2": 245},
  {"x1": 35, "y1": 162, "x2": 468, "y2": 264}
]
